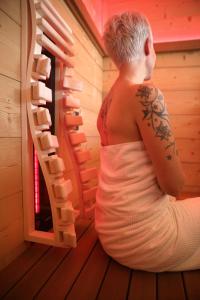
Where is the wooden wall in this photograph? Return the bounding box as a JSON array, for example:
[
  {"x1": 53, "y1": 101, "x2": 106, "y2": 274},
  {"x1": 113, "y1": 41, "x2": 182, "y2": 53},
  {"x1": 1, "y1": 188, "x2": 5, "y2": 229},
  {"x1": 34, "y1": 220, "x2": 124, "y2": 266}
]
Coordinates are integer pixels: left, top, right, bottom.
[
  {"x1": 50, "y1": 0, "x2": 102, "y2": 208},
  {"x1": 0, "y1": 0, "x2": 199, "y2": 271},
  {"x1": 103, "y1": 50, "x2": 200, "y2": 195},
  {"x1": 0, "y1": 0, "x2": 102, "y2": 271},
  {"x1": 51, "y1": 0, "x2": 102, "y2": 170},
  {"x1": 0, "y1": 0, "x2": 28, "y2": 271}
]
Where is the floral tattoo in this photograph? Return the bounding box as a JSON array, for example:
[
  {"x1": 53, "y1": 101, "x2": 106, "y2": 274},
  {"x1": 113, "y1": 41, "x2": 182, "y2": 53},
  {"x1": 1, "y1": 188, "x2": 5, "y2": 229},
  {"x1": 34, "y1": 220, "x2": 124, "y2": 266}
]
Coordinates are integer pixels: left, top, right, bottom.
[{"x1": 136, "y1": 85, "x2": 178, "y2": 160}]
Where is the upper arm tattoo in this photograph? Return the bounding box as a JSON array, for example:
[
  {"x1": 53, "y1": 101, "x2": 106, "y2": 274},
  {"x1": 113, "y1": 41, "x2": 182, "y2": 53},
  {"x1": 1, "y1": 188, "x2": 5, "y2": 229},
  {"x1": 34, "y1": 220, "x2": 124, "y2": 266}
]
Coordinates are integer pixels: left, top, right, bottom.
[{"x1": 136, "y1": 85, "x2": 178, "y2": 160}]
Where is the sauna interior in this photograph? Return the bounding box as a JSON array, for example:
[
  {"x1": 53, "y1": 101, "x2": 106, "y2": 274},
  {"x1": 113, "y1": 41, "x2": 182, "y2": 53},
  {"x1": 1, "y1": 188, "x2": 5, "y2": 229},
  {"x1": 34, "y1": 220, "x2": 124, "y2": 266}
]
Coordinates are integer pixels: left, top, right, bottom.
[{"x1": 0, "y1": 0, "x2": 200, "y2": 299}]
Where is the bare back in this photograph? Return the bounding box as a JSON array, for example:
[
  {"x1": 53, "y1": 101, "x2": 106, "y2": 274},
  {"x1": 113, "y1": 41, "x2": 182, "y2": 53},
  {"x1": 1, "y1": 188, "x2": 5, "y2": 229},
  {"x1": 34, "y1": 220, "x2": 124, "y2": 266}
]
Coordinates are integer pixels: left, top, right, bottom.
[
  {"x1": 97, "y1": 80, "x2": 142, "y2": 146},
  {"x1": 97, "y1": 79, "x2": 186, "y2": 196}
]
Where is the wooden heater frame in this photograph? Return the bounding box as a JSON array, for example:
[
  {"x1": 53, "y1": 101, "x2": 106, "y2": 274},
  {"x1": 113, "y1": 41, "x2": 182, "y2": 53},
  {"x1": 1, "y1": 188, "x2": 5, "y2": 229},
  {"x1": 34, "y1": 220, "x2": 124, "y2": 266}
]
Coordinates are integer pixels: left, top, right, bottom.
[{"x1": 21, "y1": 0, "x2": 97, "y2": 248}]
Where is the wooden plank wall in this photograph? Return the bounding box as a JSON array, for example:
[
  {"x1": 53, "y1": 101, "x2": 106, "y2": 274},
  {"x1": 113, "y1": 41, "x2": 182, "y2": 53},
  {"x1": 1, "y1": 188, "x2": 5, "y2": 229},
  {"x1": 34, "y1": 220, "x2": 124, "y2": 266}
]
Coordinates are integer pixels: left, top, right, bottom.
[
  {"x1": 50, "y1": 0, "x2": 102, "y2": 207},
  {"x1": 0, "y1": 0, "x2": 29, "y2": 271},
  {"x1": 103, "y1": 50, "x2": 200, "y2": 194},
  {"x1": 51, "y1": 0, "x2": 102, "y2": 168},
  {"x1": 0, "y1": 0, "x2": 102, "y2": 270}
]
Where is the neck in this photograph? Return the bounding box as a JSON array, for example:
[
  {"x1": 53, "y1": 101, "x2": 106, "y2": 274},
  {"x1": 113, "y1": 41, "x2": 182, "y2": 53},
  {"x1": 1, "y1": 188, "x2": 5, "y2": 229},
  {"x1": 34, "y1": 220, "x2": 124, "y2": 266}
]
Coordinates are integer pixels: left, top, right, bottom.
[{"x1": 117, "y1": 60, "x2": 146, "y2": 84}]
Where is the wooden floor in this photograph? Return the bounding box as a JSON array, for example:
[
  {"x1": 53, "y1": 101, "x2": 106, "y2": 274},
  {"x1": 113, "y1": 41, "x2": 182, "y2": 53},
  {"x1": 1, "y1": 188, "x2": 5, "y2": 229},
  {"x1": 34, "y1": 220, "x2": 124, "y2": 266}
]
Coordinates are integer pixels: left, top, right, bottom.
[{"x1": 1, "y1": 215, "x2": 200, "y2": 300}]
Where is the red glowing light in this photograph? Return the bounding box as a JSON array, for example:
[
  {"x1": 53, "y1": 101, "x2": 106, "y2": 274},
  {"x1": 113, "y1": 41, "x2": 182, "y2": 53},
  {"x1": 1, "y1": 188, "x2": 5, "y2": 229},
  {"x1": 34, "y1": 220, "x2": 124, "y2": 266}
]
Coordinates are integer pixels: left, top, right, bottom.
[
  {"x1": 78, "y1": 0, "x2": 200, "y2": 44},
  {"x1": 34, "y1": 149, "x2": 40, "y2": 214}
]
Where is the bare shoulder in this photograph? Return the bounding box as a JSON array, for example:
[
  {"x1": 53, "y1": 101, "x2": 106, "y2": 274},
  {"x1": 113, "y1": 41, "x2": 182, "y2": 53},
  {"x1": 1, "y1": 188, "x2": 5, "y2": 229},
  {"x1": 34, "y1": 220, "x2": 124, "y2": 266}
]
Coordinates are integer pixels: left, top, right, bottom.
[{"x1": 134, "y1": 83, "x2": 162, "y2": 106}]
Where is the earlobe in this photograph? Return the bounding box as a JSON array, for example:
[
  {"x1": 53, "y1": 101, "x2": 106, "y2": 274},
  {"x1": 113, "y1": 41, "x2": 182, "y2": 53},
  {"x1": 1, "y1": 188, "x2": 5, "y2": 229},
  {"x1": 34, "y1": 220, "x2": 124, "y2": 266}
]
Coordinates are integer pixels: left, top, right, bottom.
[{"x1": 144, "y1": 38, "x2": 150, "y2": 56}]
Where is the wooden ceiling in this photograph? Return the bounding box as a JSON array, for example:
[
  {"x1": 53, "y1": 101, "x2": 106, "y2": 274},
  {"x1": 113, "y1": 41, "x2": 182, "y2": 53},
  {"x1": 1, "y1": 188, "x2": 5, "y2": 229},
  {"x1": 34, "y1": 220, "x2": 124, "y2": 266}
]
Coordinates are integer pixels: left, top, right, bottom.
[{"x1": 66, "y1": 0, "x2": 200, "y2": 54}]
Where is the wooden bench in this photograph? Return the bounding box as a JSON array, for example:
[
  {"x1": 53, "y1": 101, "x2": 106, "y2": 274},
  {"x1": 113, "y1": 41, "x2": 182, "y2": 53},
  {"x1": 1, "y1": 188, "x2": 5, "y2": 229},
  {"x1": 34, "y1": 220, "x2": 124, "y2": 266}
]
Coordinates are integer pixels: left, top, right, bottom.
[{"x1": 1, "y1": 213, "x2": 200, "y2": 300}]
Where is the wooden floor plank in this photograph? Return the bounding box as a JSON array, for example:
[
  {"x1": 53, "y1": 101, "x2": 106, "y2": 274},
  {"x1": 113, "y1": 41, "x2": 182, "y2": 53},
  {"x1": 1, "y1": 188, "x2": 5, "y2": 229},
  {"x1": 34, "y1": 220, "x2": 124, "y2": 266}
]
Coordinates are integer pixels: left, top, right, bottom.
[
  {"x1": 157, "y1": 272, "x2": 186, "y2": 300},
  {"x1": 128, "y1": 270, "x2": 156, "y2": 300},
  {"x1": 96, "y1": 258, "x2": 131, "y2": 300},
  {"x1": 35, "y1": 221, "x2": 98, "y2": 300},
  {"x1": 183, "y1": 270, "x2": 200, "y2": 300},
  {"x1": 0, "y1": 243, "x2": 49, "y2": 299},
  {"x1": 3, "y1": 218, "x2": 93, "y2": 300},
  {"x1": 66, "y1": 240, "x2": 110, "y2": 300}
]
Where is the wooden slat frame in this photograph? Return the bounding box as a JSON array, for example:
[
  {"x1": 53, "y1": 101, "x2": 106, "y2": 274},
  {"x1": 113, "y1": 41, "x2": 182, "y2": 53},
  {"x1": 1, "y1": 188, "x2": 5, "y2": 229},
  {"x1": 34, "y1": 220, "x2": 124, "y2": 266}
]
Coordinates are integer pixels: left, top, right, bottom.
[
  {"x1": 37, "y1": 18, "x2": 74, "y2": 55},
  {"x1": 22, "y1": 0, "x2": 80, "y2": 249},
  {"x1": 22, "y1": 0, "x2": 98, "y2": 250},
  {"x1": 35, "y1": 0, "x2": 74, "y2": 45},
  {"x1": 37, "y1": 34, "x2": 74, "y2": 67}
]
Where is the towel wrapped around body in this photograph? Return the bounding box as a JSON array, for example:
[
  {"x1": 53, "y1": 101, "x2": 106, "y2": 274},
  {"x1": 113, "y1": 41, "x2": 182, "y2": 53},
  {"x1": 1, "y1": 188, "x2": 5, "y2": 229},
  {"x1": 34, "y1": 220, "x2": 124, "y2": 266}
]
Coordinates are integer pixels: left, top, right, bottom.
[{"x1": 95, "y1": 140, "x2": 200, "y2": 272}]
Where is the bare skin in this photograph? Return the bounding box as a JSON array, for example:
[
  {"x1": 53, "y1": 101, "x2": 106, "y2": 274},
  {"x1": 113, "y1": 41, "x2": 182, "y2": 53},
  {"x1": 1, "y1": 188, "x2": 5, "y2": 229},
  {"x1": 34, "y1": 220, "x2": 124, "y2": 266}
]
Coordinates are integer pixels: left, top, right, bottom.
[
  {"x1": 97, "y1": 33, "x2": 186, "y2": 196},
  {"x1": 97, "y1": 80, "x2": 143, "y2": 146}
]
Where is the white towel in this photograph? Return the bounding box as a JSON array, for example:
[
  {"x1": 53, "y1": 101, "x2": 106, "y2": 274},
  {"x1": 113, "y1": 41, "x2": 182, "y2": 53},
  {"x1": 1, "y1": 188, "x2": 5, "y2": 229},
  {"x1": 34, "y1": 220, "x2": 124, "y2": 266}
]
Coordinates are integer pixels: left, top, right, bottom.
[{"x1": 95, "y1": 140, "x2": 200, "y2": 272}]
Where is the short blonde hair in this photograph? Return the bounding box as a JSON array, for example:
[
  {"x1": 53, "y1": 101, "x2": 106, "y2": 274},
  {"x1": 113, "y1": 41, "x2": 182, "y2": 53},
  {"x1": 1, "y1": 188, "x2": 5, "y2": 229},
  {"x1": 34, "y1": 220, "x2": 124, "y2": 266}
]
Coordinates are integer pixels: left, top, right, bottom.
[{"x1": 103, "y1": 11, "x2": 151, "y2": 65}]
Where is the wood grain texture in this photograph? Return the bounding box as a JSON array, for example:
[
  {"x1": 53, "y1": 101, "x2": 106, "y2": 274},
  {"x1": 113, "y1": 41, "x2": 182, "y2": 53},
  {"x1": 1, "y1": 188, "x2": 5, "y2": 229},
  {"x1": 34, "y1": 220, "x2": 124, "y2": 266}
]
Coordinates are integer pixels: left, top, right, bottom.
[
  {"x1": 0, "y1": 0, "x2": 21, "y2": 25},
  {"x1": 0, "y1": 218, "x2": 25, "y2": 271},
  {"x1": 0, "y1": 75, "x2": 21, "y2": 137},
  {"x1": 0, "y1": 10, "x2": 20, "y2": 80},
  {"x1": 50, "y1": 0, "x2": 103, "y2": 69},
  {"x1": 0, "y1": 192, "x2": 23, "y2": 231},
  {"x1": 0, "y1": 165, "x2": 22, "y2": 199},
  {"x1": 170, "y1": 115, "x2": 200, "y2": 139},
  {"x1": 0, "y1": 2, "x2": 24, "y2": 271},
  {"x1": 103, "y1": 67, "x2": 200, "y2": 95},
  {"x1": 2, "y1": 218, "x2": 200, "y2": 300},
  {"x1": 183, "y1": 270, "x2": 200, "y2": 300},
  {"x1": 0, "y1": 138, "x2": 21, "y2": 166},
  {"x1": 103, "y1": 51, "x2": 200, "y2": 71},
  {"x1": 0, "y1": 131, "x2": 22, "y2": 201},
  {"x1": 77, "y1": 73, "x2": 102, "y2": 113},
  {"x1": 1, "y1": 219, "x2": 92, "y2": 300},
  {"x1": 0, "y1": 243, "x2": 48, "y2": 297},
  {"x1": 35, "y1": 222, "x2": 98, "y2": 300},
  {"x1": 164, "y1": 90, "x2": 200, "y2": 115},
  {"x1": 176, "y1": 139, "x2": 200, "y2": 163},
  {"x1": 50, "y1": 0, "x2": 102, "y2": 214},
  {"x1": 182, "y1": 163, "x2": 200, "y2": 186},
  {"x1": 66, "y1": 241, "x2": 110, "y2": 300}
]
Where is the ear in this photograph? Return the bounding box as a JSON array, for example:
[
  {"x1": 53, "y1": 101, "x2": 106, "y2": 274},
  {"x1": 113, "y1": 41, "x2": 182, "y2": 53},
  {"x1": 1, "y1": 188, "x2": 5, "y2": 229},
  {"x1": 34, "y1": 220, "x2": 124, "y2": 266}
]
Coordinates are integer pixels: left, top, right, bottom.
[{"x1": 144, "y1": 37, "x2": 150, "y2": 56}]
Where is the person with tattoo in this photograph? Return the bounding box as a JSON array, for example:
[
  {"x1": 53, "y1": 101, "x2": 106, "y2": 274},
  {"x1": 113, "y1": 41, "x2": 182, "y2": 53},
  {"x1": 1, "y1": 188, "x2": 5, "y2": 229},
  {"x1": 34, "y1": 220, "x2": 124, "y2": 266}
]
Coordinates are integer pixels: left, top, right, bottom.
[{"x1": 95, "y1": 11, "x2": 200, "y2": 272}]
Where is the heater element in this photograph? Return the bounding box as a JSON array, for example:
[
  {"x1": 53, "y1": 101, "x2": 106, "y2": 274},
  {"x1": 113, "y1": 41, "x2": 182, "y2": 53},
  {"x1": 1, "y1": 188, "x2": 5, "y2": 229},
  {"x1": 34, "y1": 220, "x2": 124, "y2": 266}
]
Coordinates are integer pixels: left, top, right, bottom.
[{"x1": 34, "y1": 149, "x2": 40, "y2": 214}]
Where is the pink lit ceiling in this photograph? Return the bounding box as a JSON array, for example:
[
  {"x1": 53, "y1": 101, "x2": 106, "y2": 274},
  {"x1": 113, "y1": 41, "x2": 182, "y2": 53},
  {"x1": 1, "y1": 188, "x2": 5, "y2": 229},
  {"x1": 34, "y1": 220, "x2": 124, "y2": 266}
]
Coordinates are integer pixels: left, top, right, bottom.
[{"x1": 75, "y1": 0, "x2": 200, "y2": 45}]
